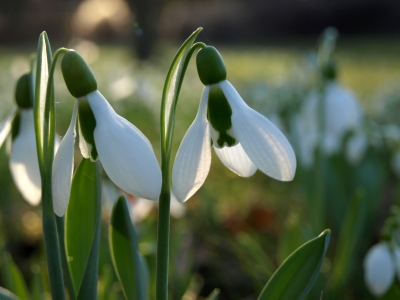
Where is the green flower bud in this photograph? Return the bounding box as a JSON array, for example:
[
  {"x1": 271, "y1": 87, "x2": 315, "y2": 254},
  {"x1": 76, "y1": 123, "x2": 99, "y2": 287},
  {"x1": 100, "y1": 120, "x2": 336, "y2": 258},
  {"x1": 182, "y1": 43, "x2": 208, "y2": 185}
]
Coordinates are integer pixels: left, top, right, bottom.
[
  {"x1": 196, "y1": 46, "x2": 227, "y2": 85},
  {"x1": 61, "y1": 50, "x2": 97, "y2": 98},
  {"x1": 321, "y1": 59, "x2": 337, "y2": 80},
  {"x1": 15, "y1": 73, "x2": 32, "y2": 108}
]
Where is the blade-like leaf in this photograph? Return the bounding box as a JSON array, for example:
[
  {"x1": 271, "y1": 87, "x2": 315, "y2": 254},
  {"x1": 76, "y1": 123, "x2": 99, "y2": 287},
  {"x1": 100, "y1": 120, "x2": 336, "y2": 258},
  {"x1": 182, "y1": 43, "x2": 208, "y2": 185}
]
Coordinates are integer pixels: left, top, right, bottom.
[
  {"x1": 205, "y1": 288, "x2": 220, "y2": 300},
  {"x1": 160, "y1": 27, "x2": 202, "y2": 156},
  {"x1": 109, "y1": 196, "x2": 147, "y2": 300},
  {"x1": 1, "y1": 252, "x2": 29, "y2": 300},
  {"x1": 65, "y1": 159, "x2": 102, "y2": 299},
  {"x1": 34, "y1": 31, "x2": 53, "y2": 172},
  {"x1": 30, "y1": 265, "x2": 44, "y2": 300},
  {"x1": 330, "y1": 190, "x2": 367, "y2": 295},
  {"x1": 0, "y1": 287, "x2": 20, "y2": 300},
  {"x1": 258, "y1": 229, "x2": 331, "y2": 300}
]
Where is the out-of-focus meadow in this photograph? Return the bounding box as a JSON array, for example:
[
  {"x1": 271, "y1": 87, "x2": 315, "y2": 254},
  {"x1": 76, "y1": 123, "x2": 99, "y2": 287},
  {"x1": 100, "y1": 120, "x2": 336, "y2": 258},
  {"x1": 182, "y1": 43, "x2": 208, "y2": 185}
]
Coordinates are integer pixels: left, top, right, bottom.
[{"x1": 1, "y1": 0, "x2": 400, "y2": 299}]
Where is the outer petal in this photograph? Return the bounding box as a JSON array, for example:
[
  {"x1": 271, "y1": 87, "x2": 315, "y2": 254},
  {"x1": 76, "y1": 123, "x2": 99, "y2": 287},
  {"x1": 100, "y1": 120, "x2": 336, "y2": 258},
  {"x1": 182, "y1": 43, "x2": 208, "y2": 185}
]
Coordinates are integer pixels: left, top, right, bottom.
[
  {"x1": 220, "y1": 81, "x2": 296, "y2": 181},
  {"x1": 345, "y1": 129, "x2": 368, "y2": 165},
  {"x1": 172, "y1": 86, "x2": 211, "y2": 202},
  {"x1": 52, "y1": 101, "x2": 78, "y2": 216},
  {"x1": 214, "y1": 143, "x2": 257, "y2": 177},
  {"x1": 364, "y1": 243, "x2": 395, "y2": 297},
  {"x1": 87, "y1": 91, "x2": 162, "y2": 201},
  {"x1": 0, "y1": 107, "x2": 17, "y2": 148},
  {"x1": 10, "y1": 109, "x2": 41, "y2": 205}
]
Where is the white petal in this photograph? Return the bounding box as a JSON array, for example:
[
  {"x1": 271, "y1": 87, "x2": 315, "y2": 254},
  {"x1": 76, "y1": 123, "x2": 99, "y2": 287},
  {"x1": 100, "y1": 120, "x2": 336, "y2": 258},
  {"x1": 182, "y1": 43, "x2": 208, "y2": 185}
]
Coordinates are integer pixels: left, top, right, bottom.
[
  {"x1": 220, "y1": 81, "x2": 296, "y2": 181},
  {"x1": 52, "y1": 101, "x2": 78, "y2": 216},
  {"x1": 10, "y1": 109, "x2": 41, "y2": 205},
  {"x1": 345, "y1": 129, "x2": 368, "y2": 165},
  {"x1": 170, "y1": 190, "x2": 186, "y2": 218},
  {"x1": 130, "y1": 197, "x2": 155, "y2": 223},
  {"x1": 364, "y1": 243, "x2": 395, "y2": 297},
  {"x1": 172, "y1": 86, "x2": 211, "y2": 202},
  {"x1": 214, "y1": 143, "x2": 257, "y2": 177},
  {"x1": 0, "y1": 107, "x2": 17, "y2": 148},
  {"x1": 87, "y1": 91, "x2": 162, "y2": 201}
]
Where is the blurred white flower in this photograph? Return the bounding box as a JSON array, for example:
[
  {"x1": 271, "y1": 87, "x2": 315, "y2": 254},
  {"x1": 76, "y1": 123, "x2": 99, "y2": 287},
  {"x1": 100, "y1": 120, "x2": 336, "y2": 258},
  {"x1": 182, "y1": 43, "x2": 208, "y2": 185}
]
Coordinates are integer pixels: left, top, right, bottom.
[
  {"x1": 295, "y1": 81, "x2": 366, "y2": 167},
  {"x1": 345, "y1": 129, "x2": 368, "y2": 165},
  {"x1": 364, "y1": 243, "x2": 396, "y2": 297}
]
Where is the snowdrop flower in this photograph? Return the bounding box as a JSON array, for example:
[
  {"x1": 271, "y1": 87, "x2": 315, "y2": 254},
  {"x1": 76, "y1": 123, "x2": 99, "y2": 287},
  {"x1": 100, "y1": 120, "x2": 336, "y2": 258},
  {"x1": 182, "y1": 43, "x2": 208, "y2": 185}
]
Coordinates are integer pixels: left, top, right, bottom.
[
  {"x1": 364, "y1": 242, "x2": 400, "y2": 297},
  {"x1": 172, "y1": 46, "x2": 296, "y2": 202},
  {"x1": 295, "y1": 81, "x2": 366, "y2": 168},
  {"x1": 0, "y1": 73, "x2": 41, "y2": 205},
  {"x1": 52, "y1": 50, "x2": 161, "y2": 216}
]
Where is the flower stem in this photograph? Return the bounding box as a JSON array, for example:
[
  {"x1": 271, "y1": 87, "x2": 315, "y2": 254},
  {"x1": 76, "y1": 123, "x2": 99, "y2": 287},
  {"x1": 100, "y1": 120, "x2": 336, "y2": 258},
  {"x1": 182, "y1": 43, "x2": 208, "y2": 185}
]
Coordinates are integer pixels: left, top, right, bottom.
[
  {"x1": 39, "y1": 47, "x2": 68, "y2": 300},
  {"x1": 156, "y1": 36, "x2": 205, "y2": 300}
]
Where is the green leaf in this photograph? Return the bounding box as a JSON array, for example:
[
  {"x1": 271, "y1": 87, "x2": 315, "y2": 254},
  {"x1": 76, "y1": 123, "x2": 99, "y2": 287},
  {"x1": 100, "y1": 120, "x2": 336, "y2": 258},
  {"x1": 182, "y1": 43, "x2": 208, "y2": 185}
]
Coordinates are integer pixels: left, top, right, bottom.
[
  {"x1": 160, "y1": 27, "x2": 202, "y2": 157},
  {"x1": 330, "y1": 190, "x2": 367, "y2": 295},
  {"x1": 30, "y1": 265, "x2": 44, "y2": 300},
  {"x1": 109, "y1": 196, "x2": 147, "y2": 300},
  {"x1": 258, "y1": 229, "x2": 331, "y2": 300},
  {"x1": 34, "y1": 31, "x2": 53, "y2": 172},
  {"x1": 0, "y1": 252, "x2": 29, "y2": 300},
  {"x1": 0, "y1": 287, "x2": 20, "y2": 300},
  {"x1": 205, "y1": 288, "x2": 220, "y2": 300},
  {"x1": 65, "y1": 159, "x2": 102, "y2": 299}
]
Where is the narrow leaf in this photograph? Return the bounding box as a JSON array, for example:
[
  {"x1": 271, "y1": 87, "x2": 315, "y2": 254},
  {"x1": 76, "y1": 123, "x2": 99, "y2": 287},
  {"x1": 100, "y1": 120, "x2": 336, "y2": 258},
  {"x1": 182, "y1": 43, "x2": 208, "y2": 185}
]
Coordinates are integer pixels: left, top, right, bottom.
[
  {"x1": 161, "y1": 27, "x2": 202, "y2": 155},
  {"x1": 30, "y1": 265, "x2": 44, "y2": 300},
  {"x1": 109, "y1": 196, "x2": 147, "y2": 300},
  {"x1": 34, "y1": 31, "x2": 53, "y2": 172},
  {"x1": 205, "y1": 288, "x2": 220, "y2": 300},
  {"x1": 330, "y1": 190, "x2": 367, "y2": 295},
  {"x1": 0, "y1": 287, "x2": 20, "y2": 300},
  {"x1": 65, "y1": 159, "x2": 102, "y2": 299},
  {"x1": 258, "y1": 229, "x2": 331, "y2": 300},
  {"x1": 1, "y1": 252, "x2": 29, "y2": 300}
]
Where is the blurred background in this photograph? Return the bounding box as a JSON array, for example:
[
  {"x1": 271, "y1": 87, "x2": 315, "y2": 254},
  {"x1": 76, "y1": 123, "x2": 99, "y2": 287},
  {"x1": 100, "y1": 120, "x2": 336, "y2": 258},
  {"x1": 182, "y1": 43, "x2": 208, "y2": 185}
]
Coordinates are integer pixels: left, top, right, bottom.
[{"x1": 1, "y1": 0, "x2": 400, "y2": 299}]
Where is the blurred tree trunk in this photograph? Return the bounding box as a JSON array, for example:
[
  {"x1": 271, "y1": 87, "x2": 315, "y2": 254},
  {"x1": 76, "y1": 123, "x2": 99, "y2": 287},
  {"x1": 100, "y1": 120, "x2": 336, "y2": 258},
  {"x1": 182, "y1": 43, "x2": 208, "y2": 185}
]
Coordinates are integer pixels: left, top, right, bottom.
[{"x1": 125, "y1": 0, "x2": 165, "y2": 60}]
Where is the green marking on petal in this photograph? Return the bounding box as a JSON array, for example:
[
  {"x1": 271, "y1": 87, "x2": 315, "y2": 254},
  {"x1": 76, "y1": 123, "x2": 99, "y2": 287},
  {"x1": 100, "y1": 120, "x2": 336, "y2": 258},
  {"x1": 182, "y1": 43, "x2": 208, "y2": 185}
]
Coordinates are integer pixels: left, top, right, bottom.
[
  {"x1": 78, "y1": 99, "x2": 98, "y2": 160},
  {"x1": 207, "y1": 85, "x2": 236, "y2": 148},
  {"x1": 11, "y1": 111, "x2": 20, "y2": 141}
]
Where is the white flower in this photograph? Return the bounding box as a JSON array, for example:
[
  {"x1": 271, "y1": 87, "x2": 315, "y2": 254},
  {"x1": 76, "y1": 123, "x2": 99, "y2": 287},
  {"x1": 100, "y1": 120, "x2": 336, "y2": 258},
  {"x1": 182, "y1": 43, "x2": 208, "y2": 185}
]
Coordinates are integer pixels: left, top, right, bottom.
[
  {"x1": 172, "y1": 80, "x2": 296, "y2": 202},
  {"x1": 52, "y1": 91, "x2": 162, "y2": 217},
  {"x1": 0, "y1": 107, "x2": 42, "y2": 206},
  {"x1": 364, "y1": 243, "x2": 395, "y2": 297},
  {"x1": 295, "y1": 81, "x2": 365, "y2": 167}
]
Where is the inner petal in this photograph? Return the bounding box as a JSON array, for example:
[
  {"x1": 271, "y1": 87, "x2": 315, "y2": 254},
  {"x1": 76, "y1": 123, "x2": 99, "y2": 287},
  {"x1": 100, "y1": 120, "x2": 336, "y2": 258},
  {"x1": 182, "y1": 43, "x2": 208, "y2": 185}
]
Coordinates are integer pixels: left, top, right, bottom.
[{"x1": 207, "y1": 85, "x2": 237, "y2": 148}]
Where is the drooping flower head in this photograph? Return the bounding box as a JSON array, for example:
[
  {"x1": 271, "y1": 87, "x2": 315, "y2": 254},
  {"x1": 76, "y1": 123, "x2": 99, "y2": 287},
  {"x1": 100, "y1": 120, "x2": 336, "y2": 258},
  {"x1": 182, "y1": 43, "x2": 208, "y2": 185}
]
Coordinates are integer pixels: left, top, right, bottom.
[
  {"x1": 172, "y1": 46, "x2": 297, "y2": 202},
  {"x1": 52, "y1": 50, "x2": 162, "y2": 216},
  {"x1": 0, "y1": 73, "x2": 41, "y2": 205}
]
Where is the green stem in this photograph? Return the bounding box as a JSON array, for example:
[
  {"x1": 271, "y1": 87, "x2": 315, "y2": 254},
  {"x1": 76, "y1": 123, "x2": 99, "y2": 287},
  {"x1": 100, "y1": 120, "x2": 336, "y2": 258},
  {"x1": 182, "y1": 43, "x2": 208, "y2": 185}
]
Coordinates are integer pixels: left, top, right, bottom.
[
  {"x1": 156, "y1": 40, "x2": 205, "y2": 300},
  {"x1": 56, "y1": 216, "x2": 76, "y2": 300},
  {"x1": 40, "y1": 47, "x2": 68, "y2": 300}
]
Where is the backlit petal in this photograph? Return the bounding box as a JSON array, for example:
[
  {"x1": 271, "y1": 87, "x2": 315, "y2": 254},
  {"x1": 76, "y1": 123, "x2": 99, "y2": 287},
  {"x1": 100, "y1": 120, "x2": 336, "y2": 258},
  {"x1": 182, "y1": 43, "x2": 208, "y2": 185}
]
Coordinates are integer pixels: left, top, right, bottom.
[
  {"x1": 52, "y1": 101, "x2": 78, "y2": 216},
  {"x1": 220, "y1": 81, "x2": 296, "y2": 181},
  {"x1": 364, "y1": 243, "x2": 394, "y2": 297},
  {"x1": 0, "y1": 107, "x2": 16, "y2": 148},
  {"x1": 87, "y1": 91, "x2": 162, "y2": 201},
  {"x1": 10, "y1": 109, "x2": 41, "y2": 205},
  {"x1": 172, "y1": 86, "x2": 211, "y2": 202},
  {"x1": 214, "y1": 143, "x2": 257, "y2": 177}
]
